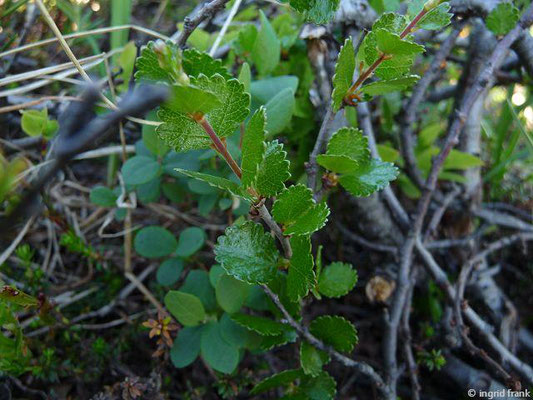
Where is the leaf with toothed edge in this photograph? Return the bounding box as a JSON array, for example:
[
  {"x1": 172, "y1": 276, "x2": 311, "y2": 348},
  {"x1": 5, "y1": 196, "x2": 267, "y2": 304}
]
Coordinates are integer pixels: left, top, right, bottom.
[
  {"x1": 318, "y1": 262, "x2": 358, "y2": 298},
  {"x1": 241, "y1": 107, "x2": 267, "y2": 188},
  {"x1": 231, "y1": 313, "x2": 289, "y2": 336},
  {"x1": 309, "y1": 315, "x2": 358, "y2": 353},
  {"x1": 182, "y1": 48, "x2": 232, "y2": 79},
  {"x1": 272, "y1": 185, "x2": 330, "y2": 236},
  {"x1": 332, "y1": 37, "x2": 355, "y2": 112},
  {"x1": 339, "y1": 159, "x2": 399, "y2": 197},
  {"x1": 250, "y1": 369, "x2": 305, "y2": 395},
  {"x1": 215, "y1": 221, "x2": 279, "y2": 285},
  {"x1": 417, "y1": 2, "x2": 452, "y2": 31},
  {"x1": 359, "y1": 75, "x2": 420, "y2": 97},
  {"x1": 287, "y1": 235, "x2": 315, "y2": 302},
  {"x1": 255, "y1": 140, "x2": 291, "y2": 197},
  {"x1": 300, "y1": 341, "x2": 330, "y2": 377}
]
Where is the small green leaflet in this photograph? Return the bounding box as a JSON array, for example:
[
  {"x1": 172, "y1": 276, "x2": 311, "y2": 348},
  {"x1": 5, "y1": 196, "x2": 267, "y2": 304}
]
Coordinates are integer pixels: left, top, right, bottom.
[
  {"x1": 215, "y1": 274, "x2": 250, "y2": 314},
  {"x1": 287, "y1": 235, "x2": 315, "y2": 302},
  {"x1": 171, "y1": 325, "x2": 203, "y2": 368},
  {"x1": 289, "y1": 0, "x2": 340, "y2": 24},
  {"x1": 486, "y1": 3, "x2": 520, "y2": 36},
  {"x1": 182, "y1": 48, "x2": 231, "y2": 79},
  {"x1": 300, "y1": 341, "x2": 330, "y2": 377},
  {"x1": 251, "y1": 369, "x2": 304, "y2": 395},
  {"x1": 164, "y1": 290, "x2": 205, "y2": 326},
  {"x1": 231, "y1": 313, "x2": 289, "y2": 336},
  {"x1": 317, "y1": 262, "x2": 358, "y2": 298},
  {"x1": 200, "y1": 321, "x2": 239, "y2": 374},
  {"x1": 165, "y1": 84, "x2": 222, "y2": 116},
  {"x1": 375, "y1": 29, "x2": 425, "y2": 57},
  {"x1": 272, "y1": 185, "x2": 330, "y2": 236},
  {"x1": 255, "y1": 140, "x2": 291, "y2": 197},
  {"x1": 317, "y1": 127, "x2": 369, "y2": 173},
  {"x1": 135, "y1": 41, "x2": 184, "y2": 84},
  {"x1": 332, "y1": 38, "x2": 355, "y2": 112},
  {"x1": 252, "y1": 11, "x2": 281, "y2": 76},
  {"x1": 417, "y1": 2, "x2": 452, "y2": 31},
  {"x1": 300, "y1": 371, "x2": 337, "y2": 400},
  {"x1": 339, "y1": 159, "x2": 400, "y2": 197},
  {"x1": 359, "y1": 75, "x2": 420, "y2": 96},
  {"x1": 157, "y1": 74, "x2": 250, "y2": 151},
  {"x1": 241, "y1": 107, "x2": 267, "y2": 188},
  {"x1": 215, "y1": 221, "x2": 279, "y2": 284},
  {"x1": 174, "y1": 168, "x2": 251, "y2": 200},
  {"x1": 309, "y1": 315, "x2": 358, "y2": 353}
]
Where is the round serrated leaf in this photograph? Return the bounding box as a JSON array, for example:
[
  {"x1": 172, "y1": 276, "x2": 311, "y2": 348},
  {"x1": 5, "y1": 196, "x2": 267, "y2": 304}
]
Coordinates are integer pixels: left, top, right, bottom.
[
  {"x1": 170, "y1": 325, "x2": 203, "y2": 368},
  {"x1": 164, "y1": 290, "x2": 205, "y2": 327},
  {"x1": 176, "y1": 227, "x2": 206, "y2": 258},
  {"x1": 134, "y1": 226, "x2": 177, "y2": 258},
  {"x1": 215, "y1": 221, "x2": 279, "y2": 284},
  {"x1": 200, "y1": 321, "x2": 240, "y2": 374},
  {"x1": 216, "y1": 274, "x2": 250, "y2": 314},
  {"x1": 121, "y1": 155, "x2": 161, "y2": 186},
  {"x1": 156, "y1": 257, "x2": 184, "y2": 286},
  {"x1": 89, "y1": 186, "x2": 117, "y2": 207},
  {"x1": 318, "y1": 262, "x2": 358, "y2": 298},
  {"x1": 309, "y1": 315, "x2": 358, "y2": 353}
]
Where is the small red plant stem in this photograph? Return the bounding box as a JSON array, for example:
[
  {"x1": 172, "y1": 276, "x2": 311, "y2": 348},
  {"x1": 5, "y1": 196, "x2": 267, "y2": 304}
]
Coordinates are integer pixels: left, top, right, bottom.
[
  {"x1": 346, "y1": 7, "x2": 429, "y2": 98},
  {"x1": 198, "y1": 117, "x2": 242, "y2": 179}
]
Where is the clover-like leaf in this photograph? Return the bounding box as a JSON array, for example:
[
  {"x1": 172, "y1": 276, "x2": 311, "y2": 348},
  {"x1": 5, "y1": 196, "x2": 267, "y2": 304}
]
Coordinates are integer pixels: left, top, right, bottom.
[
  {"x1": 183, "y1": 48, "x2": 231, "y2": 79},
  {"x1": 170, "y1": 326, "x2": 203, "y2": 368},
  {"x1": 272, "y1": 185, "x2": 330, "y2": 236},
  {"x1": 287, "y1": 235, "x2": 315, "y2": 302},
  {"x1": 215, "y1": 221, "x2": 279, "y2": 284},
  {"x1": 486, "y1": 2, "x2": 520, "y2": 36},
  {"x1": 339, "y1": 159, "x2": 399, "y2": 197},
  {"x1": 157, "y1": 74, "x2": 250, "y2": 151},
  {"x1": 317, "y1": 262, "x2": 358, "y2": 298},
  {"x1": 309, "y1": 315, "x2": 358, "y2": 353},
  {"x1": 201, "y1": 321, "x2": 239, "y2": 374},
  {"x1": 231, "y1": 313, "x2": 289, "y2": 336},
  {"x1": 255, "y1": 140, "x2": 291, "y2": 197},
  {"x1": 241, "y1": 107, "x2": 266, "y2": 188},
  {"x1": 332, "y1": 38, "x2": 355, "y2": 112},
  {"x1": 164, "y1": 290, "x2": 205, "y2": 327},
  {"x1": 300, "y1": 341, "x2": 330, "y2": 377},
  {"x1": 359, "y1": 75, "x2": 420, "y2": 97}
]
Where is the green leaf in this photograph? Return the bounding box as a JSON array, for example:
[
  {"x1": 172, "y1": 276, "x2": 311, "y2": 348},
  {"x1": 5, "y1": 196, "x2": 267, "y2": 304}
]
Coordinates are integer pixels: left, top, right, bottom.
[
  {"x1": 376, "y1": 54, "x2": 417, "y2": 80},
  {"x1": 231, "y1": 313, "x2": 288, "y2": 336},
  {"x1": 290, "y1": 0, "x2": 340, "y2": 24},
  {"x1": 372, "y1": 12, "x2": 407, "y2": 34},
  {"x1": 117, "y1": 41, "x2": 137, "y2": 92},
  {"x1": 375, "y1": 29, "x2": 425, "y2": 56},
  {"x1": 309, "y1": 315, "x2": 358, "y2": 353},
  {"x1": 332, "y1": 38, "x2": 355, "y2": 112},
  {"x1": 250, "y1": 369, "x2": 304, "y2": 395},
  {"x1": 255, "y1": 140, "x2": 291, "y2": 197},
  {"x1": 317, "y1": 127, "x2": 370, "y2": 173},
  {"x1": 260, "y1": 329, "x2": 298, "y2": 350},
  {"x1": 170, "y1": 325, "x2": 203, "y2": 368},
  {"x1": 20, "y1": 109, "x2": 57, "y2": 138},
  {"x1": 301, "y1": 371, "x2": 337, "y2": 400},
  {"x1": 317, "y1": 262, "x2": 358, "y2": 298},
  {"x1": 215, "y1": 221, "x2": 279, "y2": 284},
  {"x1": 300, "y1": 341, "x2": 330, "y2": 377},
  {"x1": 181, "y1": 270, "x2": 216, "y2": 311},
  {"x1": 137, "y1": 177, "x2": 161, "y2": 204},
  {"x1": 174, "y1": 168, "x2": 250, "y2": 199},
  {"x1": 241, "y1": 107, "x2": 266, "y2": 188},
  {"x1": 201, "y1": 321, "x2": 239, "y2": 374},
  {"x1": 157, "y1": 74, "x2": 250, "y2": 152},
  {"x1": 486, "y1": 2, "x2": 519, "y2": 36},
  {"x1": 264, "y1": 87, "x2": 295, "y2": 136},
  {"x1": 316, "y1": 155, "x2": 359, "y2": 174},
  {"x1": 216, "y1": 274, "x2": 250, "y2": 314},
  {"x1": 443, "y1": 150, "x2": 484, "y2": 170},
  {"x1": 219, "y1": 313, "x2": 257, "y2": 349},
  {"x1": 252, "y1": 10, "x2": 281, "y2": 76},
  {"x1": 157, "y1": 257, "x2": 184, "y2": 286},
  {"x1": 251, "y1": 76, "x2": 299, "y2": 104},
  {"x1": 89, "y1": 186, "x2": 117, "y2": 207},
  {"x1": 164, "y1": 290, "x2": 205, "y2": 326},
  {"x1": 165, "y1": 84, "x2": 222, "y2": 116},
  {"x1": 339, "y1": 159, "x2": 399, "y2": 197},
  {"x1": 209, "y1": 265, "x2": 225, "y2": 288},
  {"x1": 134, "y1": 226, "x2": 177, "y2": 258},
  {"x1": 135, "y1": 41, "x2": 183, "y2": 84},
  {"x1": 0, "y1": 286, "x2": 38, "y2": 307},
  {"x1": 121, "y1": 155, "x2": 161, "y2": 186},
  {"x1": 238, "y1": 62, "x2": 252, "y2": 94},
  {"x1": 183, "y1": 48, "x2": 231, "y2": 79},
  {"x1": 417, "y1": 2, "x2": 452, "y2": 31},
  {"x1": 287, "y1": 235, "x2": 315, "y2": 302},
  {"x1": 176, "y1": 227, "x2": 206, "y2": 258},
  {"x1": 272, "y1": 185, "x2": 330, "y2": 236},
  {"x1": 359, "y1": 75, "x2": 420, "y2": 96},
  {"x1": 142, "y1": 112, "x2": 170, "y2": 157}
]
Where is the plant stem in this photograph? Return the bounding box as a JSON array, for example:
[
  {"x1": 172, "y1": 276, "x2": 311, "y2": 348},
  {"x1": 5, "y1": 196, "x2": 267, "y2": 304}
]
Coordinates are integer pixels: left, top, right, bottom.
[
  {"x1": 198, "y1": 117, "x2": 242, "y2": 179},
  {"x1": 345, "y1": 8, "x2": 428, "y2": 98}
]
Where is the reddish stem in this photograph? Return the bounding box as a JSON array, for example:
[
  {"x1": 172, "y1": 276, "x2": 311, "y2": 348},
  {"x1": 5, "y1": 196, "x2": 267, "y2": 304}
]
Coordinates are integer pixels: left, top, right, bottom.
[{"x1": 198, "y1": 117, "x2": 242, "y2": 179}]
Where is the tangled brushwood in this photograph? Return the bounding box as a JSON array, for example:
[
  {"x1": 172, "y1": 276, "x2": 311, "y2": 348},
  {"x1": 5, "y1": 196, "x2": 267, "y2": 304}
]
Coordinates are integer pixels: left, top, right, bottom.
[{"x1": 0, "y1": 0, "x2": 533, "y2": 399}]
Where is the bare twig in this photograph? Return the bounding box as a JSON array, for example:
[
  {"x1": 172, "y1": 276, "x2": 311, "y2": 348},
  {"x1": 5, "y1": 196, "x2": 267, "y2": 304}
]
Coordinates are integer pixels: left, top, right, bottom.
[{"x1": 306, "y1": 106, "x2": 335, "y2": 196}]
